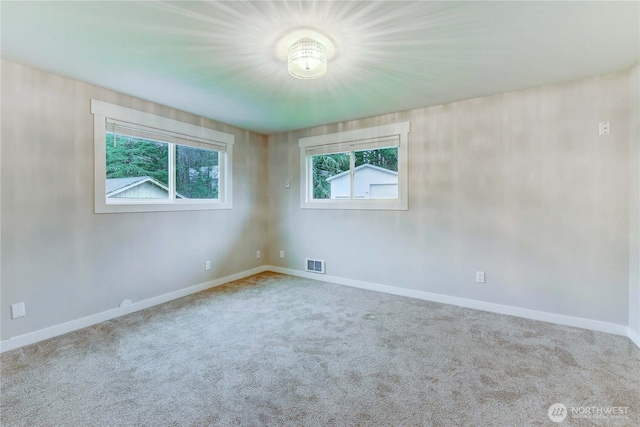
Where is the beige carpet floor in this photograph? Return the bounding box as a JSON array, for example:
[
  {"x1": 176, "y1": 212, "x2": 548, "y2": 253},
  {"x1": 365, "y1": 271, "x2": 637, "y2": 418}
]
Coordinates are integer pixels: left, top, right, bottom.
[{"x1": 1, "y1": 272, "x2": 639, "y2": 426}]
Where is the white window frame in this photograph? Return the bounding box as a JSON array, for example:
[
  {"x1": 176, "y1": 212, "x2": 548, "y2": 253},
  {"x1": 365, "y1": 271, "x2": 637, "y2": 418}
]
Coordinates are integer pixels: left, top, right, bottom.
[
  {"x1": 299, "y1": 121, "x2": 409, "y2": 210},
  {"x1": 91, "y1": 99, "x2": 233, "y2": 213}
]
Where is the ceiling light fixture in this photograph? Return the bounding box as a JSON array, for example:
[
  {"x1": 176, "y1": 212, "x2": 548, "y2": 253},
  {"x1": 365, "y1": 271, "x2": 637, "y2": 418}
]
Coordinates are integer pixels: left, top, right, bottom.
[{"x1": 288, "y1": 38, "x2": 327, "y2": 80}]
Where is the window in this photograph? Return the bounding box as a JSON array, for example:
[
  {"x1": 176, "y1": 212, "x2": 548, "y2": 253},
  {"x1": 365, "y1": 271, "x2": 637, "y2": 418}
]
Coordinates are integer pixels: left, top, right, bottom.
[
  {"x1": 91, "y1": 100, "x2": 233, "y2": 213},
  {"x1": 299, "y1": 122, "x2": 409, "y2": 210}
]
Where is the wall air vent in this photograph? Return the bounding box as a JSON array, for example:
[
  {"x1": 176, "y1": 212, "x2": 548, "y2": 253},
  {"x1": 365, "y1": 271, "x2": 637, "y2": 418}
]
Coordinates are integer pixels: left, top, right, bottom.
[{"x1": 305, "y1": 258, "x2": 325, "y2": 274}]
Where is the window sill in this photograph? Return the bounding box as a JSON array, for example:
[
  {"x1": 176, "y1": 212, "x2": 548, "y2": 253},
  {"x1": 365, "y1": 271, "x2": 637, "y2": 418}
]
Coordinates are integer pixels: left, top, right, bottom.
[
  {"x1": 300, "y1": 199, "x2": 407, "y2": 211},
  {"x1": 96, "y1": 200, "x2": 232, "y2": 214}
]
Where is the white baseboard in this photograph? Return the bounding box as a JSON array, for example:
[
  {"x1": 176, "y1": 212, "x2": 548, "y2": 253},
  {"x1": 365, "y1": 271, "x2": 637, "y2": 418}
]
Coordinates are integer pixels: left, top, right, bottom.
[
  {"x1": 628, "y1": 328, "x2": 640, "y2": 348},
  {"x1": 267, "y1": 266, "x2": 636, "y2": 345},
  {"x1": 0, "y1": 266, "x2": 268, "y2": 353}
]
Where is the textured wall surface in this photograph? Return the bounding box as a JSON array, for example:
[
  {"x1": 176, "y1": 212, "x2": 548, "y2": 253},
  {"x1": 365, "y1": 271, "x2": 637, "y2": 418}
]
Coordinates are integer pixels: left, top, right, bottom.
[
  {"x1": 268, "y1": 71, "x2": 632, "y2": 325},
  {"x1": 1, "y1": 60, "x2": 269, "y2": 340}
]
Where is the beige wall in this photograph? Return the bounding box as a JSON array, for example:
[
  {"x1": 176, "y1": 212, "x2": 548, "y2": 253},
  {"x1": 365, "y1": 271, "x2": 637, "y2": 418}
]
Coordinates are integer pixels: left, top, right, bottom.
[
  {"x1": 1, "y1": 60, "x2": 269, "y2": 340},
  {"x1": 629, "y1": 63, "x2": 640, "y2": 338},
  {"x1": 2, "y1": 60, "x2": 636, "y2": 343},
  {"x1": 268, "y1": 71, "x2": 631, "y2": 325}
]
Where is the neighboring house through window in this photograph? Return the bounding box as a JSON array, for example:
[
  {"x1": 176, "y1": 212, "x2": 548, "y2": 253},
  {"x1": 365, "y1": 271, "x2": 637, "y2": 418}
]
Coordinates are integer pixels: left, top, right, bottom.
[
  {"x1": 299, "y1": 121, "x2": 410, "y2": 210},
  {"x1": 105, "y1": 176, "x2": 188, "y2": 199},
  {"x1": 327, "y1": 164, "x2": 399, "y2": 199}
]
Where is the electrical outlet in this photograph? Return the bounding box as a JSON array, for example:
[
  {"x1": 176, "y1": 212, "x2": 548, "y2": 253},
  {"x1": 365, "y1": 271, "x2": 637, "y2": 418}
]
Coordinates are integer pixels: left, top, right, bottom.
[
  {"x1": 285, "y1": 180, "x2": 291, "y2": 189},
  {"x1": 205, "y1": 260, "x2": 211, "y2": 270},
  {"x1": 256, "y1": 250, "x2": 261, "y2": 259},
  {"x1": 280, "y1": 250, "x2": 285, "y2": 258},
  {"x1": 476, "y1": 271, "x2": 486, "y2": 283},
  {"x1": 599, "y1": 121, "x2": 610, "y2": 135},
  {"x1": 11, "y1": 302, "x2": 26, "y2": 319}
]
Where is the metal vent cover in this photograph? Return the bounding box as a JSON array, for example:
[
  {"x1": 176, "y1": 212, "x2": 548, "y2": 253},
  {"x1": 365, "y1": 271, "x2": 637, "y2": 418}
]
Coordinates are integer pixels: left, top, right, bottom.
[{"x1": 305, "y1": 258, "x2": 325, "y2": 274}]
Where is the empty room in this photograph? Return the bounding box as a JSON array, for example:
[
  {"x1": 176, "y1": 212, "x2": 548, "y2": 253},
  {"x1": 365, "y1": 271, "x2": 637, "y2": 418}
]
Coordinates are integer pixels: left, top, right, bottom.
[{"x1": 1, "y1": 1, "x2": 639, "y2": 426}]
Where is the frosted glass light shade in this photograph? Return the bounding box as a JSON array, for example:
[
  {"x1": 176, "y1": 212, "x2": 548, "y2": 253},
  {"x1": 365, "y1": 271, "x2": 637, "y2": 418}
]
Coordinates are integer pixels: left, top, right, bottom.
[{"x1": 288, "y1": 38, "x2": 327, "y2": 80}]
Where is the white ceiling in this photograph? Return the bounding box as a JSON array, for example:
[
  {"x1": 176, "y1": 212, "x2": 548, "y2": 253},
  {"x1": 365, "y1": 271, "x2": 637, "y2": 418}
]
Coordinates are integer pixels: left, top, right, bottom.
[{"x1": 2, "y1": 1, "x2": 638, "y2": 135}]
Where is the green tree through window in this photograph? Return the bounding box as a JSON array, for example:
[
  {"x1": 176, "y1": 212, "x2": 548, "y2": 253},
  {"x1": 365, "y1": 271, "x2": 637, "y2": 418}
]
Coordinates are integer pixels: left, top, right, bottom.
[
  {"x1": 176, "y1": 145, "x2": 219, "y2": 199},
  {"x1": 355, "y1": 148, "x2": 398, "y2": 171},
  {"x1": 312, "y1": 152, "x2": 349, "y2": 199},
  {"x1": 106, "y1": 133, "x2": 168, "y2": 185}
]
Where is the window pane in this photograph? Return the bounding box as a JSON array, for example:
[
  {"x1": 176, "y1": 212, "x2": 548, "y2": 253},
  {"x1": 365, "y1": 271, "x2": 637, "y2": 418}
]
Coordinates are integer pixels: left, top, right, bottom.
[
  {"x1": 312, "y1": 152, "x2": 350, "y2": 199},
  {"x1": 105, "y1": 132, "x2": 169, "y2": 199},
  {"x1": 176, "y1": 144, "x2": 219, "y2": 199},
  {"x1": 353, "y1": 147, "x2": 398, "y2": 199}
]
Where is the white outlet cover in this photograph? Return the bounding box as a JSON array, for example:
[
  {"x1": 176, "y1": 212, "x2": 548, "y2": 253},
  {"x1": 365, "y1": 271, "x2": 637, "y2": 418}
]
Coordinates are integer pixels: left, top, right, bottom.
[
  {"x1": 205, "y1": 260, "x2": 211, "y2": 270},
  {"x1": 11, "y1": 302, "x2": 26, "y2": 319},
  {"x1": 280, "y1": 250, "x2": 285, "y2": 258},
  {"x1": 257, "y1": 250, "x2": 261, "y2": 258},
  {"x1": 476, "y1": 272, "x2": 486, "y2": 283}
]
